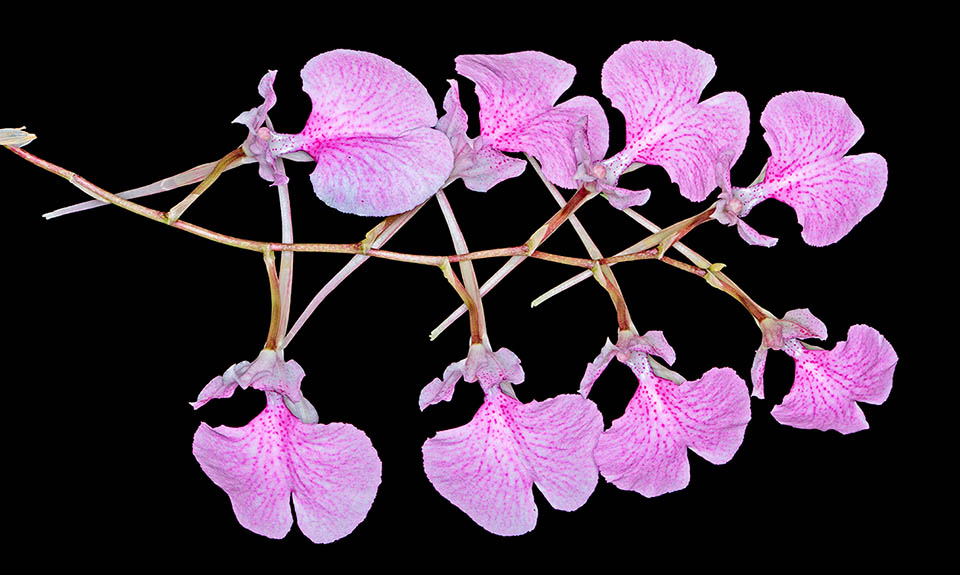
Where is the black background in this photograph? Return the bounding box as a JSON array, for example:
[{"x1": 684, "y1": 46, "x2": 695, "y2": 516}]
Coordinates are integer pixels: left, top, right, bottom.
[{"x1": 7, "y1": 9, "x2": 932, "y2": 567}]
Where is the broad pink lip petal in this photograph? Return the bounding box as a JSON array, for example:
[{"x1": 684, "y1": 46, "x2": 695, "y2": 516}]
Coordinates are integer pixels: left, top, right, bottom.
[
  {"x1": 422, "y1": 389, "x2": 602, "y2": 535},
  {"x1": 270, "y1": 50, "x2": 453, "y2": 216},
  {"x1": 193, "y1": 392, "x2": 381, "y2": 543},
  {"x1": 456, "y1": 51, "x2": 609, "y2": 189},
  {"x1": 601, "y1": 41, "x2": 749, "y2": 201},
  {"x1": 774, "y1": 325, "x2": 897, "y2": 434},
  {"x1": 596, "y1": 355, "x2": 751, "y2": 497},
  {"x1": 748, "y1": 91, "x2": 888, "y2": 246}
]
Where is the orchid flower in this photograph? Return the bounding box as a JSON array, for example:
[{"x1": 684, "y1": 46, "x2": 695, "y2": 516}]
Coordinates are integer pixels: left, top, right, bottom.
[
  {"x1": 713, "y1": 91, "x2": 887, "y2": 246},
  {"x1": 581, "y1": 330, "x2": 751, "y2": 497},
  {"x1": 192, "y1": 349, "x2": 381, "y2": 543},
  {"x1": 421, "y1": 343, "x2": 603, "y2": 535},
  {"x1": 455, "y1": 50, "x2": 609, "y2": 190},
  {"x1": 752, "y1": 310, "x2": 897, "y2": 434},
  {"x1": 595, "y1": 40, "x2": 750, "y2": 208},
  {"x1": 236, "y1": 50, "x2": 454, "y2": 217}
]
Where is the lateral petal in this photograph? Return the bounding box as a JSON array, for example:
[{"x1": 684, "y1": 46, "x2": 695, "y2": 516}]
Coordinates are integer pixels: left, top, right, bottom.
[
  {"x1": 422, "y1": 390, "x2": 539, "y2": 536},
  {"x1": 289, "y1": 421, "x2": 381, "y2": 544},
  {"x1": 192, "y1": 393, "x2": 295, "y2": 539}
]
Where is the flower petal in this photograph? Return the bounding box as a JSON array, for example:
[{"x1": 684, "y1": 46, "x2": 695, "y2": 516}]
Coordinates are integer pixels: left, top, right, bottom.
[
  {"x1": 288, "y1": 421, "x2": 381, "y2": 544},
  {"x1": 456, "y1": 51, "x2": 576, "y2": 144},
  {"x1": 750, "y1": 345, "x2": 768, "y2": 399},
  {"x1": 419, "y1": 359, "x2": 466, "y2": 411},
  {"x1": 190, "y1": 360, "x2": 249, "y2": 409},
  {"x1": 422, "y1": 389, "x2": 601, "y2": 535},
  {"x1": 459, "y1": 137, "x2": 527, "y2": 192},
  {"x1": 233, "y1": 71, "x2": 286, "y2": 186},
  {"x1": 580, "y1": 338, "x2": 619, "y2": 397},
  {"x1": 192, "y1": 393, "x2": 296, "y2": 539},
  {"x1": 774, "y1": 325, "x2": 897, "y2": 434},
  {"x1": 422, "y1": 390, "x2": 539, "y2": 535},
  {"x1": 519, "y1": 394, "x2": 603, "y2": 512},
  {"x1": 601, "y1": 41, "x2": 749, "y2": 201},
  {"x1": 299, "y1": 50, "x2": 439, "y2": 138},
  {"x1": 596, "y1": 354, "x2": 750, "y2": 497},
  {"x1": 750, "y1": 92, "x2": 888, "y2": 246},
  {"x1": 456, "y1": 51, "x2": 608, "y2": 189},
  {"x1": 193, "y1": 392, "x2": 381, "y2": 543},
  {"x1": 271, "y1": 50, "x2": 453, "y2": 216},
  {"x1": 303, "y1": 129, "x2": 453, "y2": 216},
  {"x1": 437, "y1": 80, "x2": 526, "y2": 192}
]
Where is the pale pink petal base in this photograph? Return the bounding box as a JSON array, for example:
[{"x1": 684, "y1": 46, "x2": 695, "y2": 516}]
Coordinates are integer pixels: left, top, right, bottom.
[
  {"x1": 775, "y1": 325, "x2": 896, "y2": 434},
  {"x1": 193, "y1": 393, "x2": 381, "y2": 543},
  {"x1": 422, "y1": 389, "x2": 602, "y2": 535},
  {"x1": 596, "y1": 357, "x2": 750, "y2": 497}
]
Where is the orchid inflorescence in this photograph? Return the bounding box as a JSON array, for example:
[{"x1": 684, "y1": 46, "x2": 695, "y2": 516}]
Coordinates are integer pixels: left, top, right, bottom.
[{"x1": 9, "y1": 40, "x2": 897, "y2": 542}]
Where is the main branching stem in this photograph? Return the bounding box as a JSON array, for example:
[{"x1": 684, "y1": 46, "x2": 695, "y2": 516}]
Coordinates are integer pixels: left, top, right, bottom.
[{"x1": 11, "y1": 145, "x2": 591, "y2": 267}]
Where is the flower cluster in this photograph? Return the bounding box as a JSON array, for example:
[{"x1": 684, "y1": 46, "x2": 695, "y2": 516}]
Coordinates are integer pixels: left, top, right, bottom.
[{"x1": 21, "y1": 40, "x2": 897, "y2": 542}]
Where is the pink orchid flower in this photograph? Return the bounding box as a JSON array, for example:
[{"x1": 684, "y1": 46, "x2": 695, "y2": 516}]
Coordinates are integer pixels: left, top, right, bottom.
[
  {"x1": 752, "y1": 310, "x2": 897, "y2": 434},
  {"x1": 581, "y1": 331, "x2": 751, "y2": 497},
  {"x1": 421, "y1": 344, "x2": 603, "y2": 535},
  {"x1": 714, "y1": 91, "x2": 888, "y2": 246},
  {"x1": 596, "y1": 40, "x2": 750, "y2": 208},
  {"x1": 237, "y1": 49, "x2": 454, "y2": 217},
  {"x1": 455, "y1": 51, "x2": 609, "y2": 190},
  {"x1": 191, "y1": 349, "x2": 381, "y2": 543}
]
